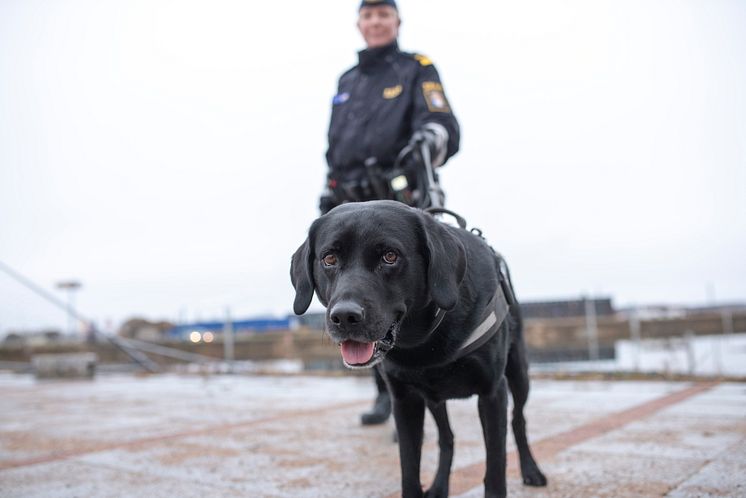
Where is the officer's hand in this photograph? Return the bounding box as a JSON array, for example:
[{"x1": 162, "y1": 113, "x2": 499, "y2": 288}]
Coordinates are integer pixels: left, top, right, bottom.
[
  {"x1": 319, "y1": 193, "x2": 337, "y2": 215},
  {"x1": 409, "y1": 123, "x2": 448, "y2": 167}
]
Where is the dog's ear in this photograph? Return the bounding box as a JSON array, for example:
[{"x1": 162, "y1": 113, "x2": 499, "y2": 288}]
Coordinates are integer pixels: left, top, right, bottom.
[
  {"x1": 421, "y1": 213, "x2": 467, "y2": 310},
  {"x1": 290, "y1": 237, "x2": 315, "y2": 315}
]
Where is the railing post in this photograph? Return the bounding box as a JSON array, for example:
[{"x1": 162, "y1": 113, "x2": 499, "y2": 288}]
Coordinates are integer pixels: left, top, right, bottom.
[
  {"x1": 629, "y1": 307, "x2": 641, "y2": 371},
  {"x1": 584, "y1": 295, "x2": 599, "y2": 361},
  {"x1": 223, "y1": 307, "x2": 235, "y2": 371}
]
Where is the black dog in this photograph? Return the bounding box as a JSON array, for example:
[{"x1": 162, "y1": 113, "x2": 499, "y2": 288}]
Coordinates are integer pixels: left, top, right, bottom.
[{"x1": 291, "y1": 200, "x2": 546, "y2": 497}]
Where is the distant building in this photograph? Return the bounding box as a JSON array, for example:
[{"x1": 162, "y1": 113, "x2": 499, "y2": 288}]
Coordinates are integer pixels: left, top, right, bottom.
[
  {"x1": 166, "y1": 317, "x2": 290, "y2": 341},
  {"x1": 292, "y1": 312, "x2": 325, "y2": 331},
  {"x1": 287, "y1": 300, "x2": 616, "y2": 330},
  {"x1": 616, "y1": 302, "x2": 746, "y2": 320},
  {"x1": 118, "y1": 318, "x2": 174, "y2": 341},
  {"x1": 520, "y1": 298, "x2": 615, "y2": 319},
  {"x1": 2, "y1": 329, "x2": 65, "y2": 347}
]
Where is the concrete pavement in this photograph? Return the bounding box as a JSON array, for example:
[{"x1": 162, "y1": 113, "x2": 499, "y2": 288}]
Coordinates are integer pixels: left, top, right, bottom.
[{"x1": 0, "y1": 373, "x2": 744, "y2": 497}]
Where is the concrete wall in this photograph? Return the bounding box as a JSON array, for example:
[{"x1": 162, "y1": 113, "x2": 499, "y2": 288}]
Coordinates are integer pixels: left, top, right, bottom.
[
  {"x1": 1, "y1": 312, "x2": 743, "y2": 368},
  {"x1": 523, "y1": 312, "x2": 746, "y2": 350}
]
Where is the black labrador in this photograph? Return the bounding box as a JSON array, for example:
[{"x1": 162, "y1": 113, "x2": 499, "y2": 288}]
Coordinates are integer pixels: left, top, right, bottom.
[{"x1": 291, "y1": 200, "x2": 546, "y2": 497}]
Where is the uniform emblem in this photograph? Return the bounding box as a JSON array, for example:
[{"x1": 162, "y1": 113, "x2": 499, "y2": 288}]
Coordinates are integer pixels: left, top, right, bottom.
[
  {"x1": 333, "y1": 92, "x2": 350, "y2": 105},
  {"x1": 383, "y1": 84, "x2": 403, "y2": 99},
  {"x1": 422, "y1": 81, "x2": 450, "y2": 112}
]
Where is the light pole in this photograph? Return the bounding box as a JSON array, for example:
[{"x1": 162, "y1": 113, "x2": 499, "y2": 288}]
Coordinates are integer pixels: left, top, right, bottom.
[
  {"x1": 584, "y1": 295, "x2": 599, "y2": 361},
  {"x1": 56, "y1": 280, "x2": 82, "y2": 335}
]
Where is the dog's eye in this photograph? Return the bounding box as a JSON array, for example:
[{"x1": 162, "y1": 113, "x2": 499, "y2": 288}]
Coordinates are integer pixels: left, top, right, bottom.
[
  {"x1": 322, "y1": 254, "x2": 338, "y2": 267},
  {"x1": 382, "y1": 251, "x2": 398, "y2": 265}
]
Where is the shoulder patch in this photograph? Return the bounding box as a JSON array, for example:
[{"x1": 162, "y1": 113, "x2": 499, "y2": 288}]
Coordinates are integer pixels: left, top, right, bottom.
[
  {"x1": 414, "y1": 54, "x2": 433, "y2": 67},
  {"x1": 332, "y1": 92, "x2": 350, "y2": 105},
  {"x1": 421, "y1": 81, "x2": 450, "y2": 113}
]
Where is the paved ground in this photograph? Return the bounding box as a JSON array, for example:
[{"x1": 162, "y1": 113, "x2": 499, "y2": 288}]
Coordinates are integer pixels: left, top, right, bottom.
[{"x1": 0, "y1": 372, "x2": 744, "y2": 497}]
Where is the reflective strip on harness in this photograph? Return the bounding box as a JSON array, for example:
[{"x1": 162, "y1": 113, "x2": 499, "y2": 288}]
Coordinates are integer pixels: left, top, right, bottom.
[
  {"x1": 455, "y1": 286, "x2": 510, "y2": 359},
  {"x1": 461, "y1": 311, "x2": 498, "y2": 350}
]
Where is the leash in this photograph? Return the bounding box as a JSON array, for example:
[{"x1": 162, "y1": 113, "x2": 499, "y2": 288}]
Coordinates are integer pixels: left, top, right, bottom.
[
  {"x1": 417, "y1": 139, "x2": 446, "y2": 209},
  {"x1": 423, "y1": 206, "x2": 467, "y2": 229}
]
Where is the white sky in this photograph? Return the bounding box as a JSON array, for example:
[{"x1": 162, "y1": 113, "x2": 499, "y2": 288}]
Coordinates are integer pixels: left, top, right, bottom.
[{"x1": 1, "y1": 0, "x2": 744, "y2": 334}]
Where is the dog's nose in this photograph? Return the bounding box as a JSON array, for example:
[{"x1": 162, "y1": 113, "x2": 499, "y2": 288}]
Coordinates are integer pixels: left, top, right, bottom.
[{"x1": 330, "y1": 301, "x2": 365, "y2": 327}]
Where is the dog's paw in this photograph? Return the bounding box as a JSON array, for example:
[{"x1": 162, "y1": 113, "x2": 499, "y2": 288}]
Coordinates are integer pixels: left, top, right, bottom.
[
  {"x1": 522, "y1": 466, "x2": 548, "y2": 487},
  {"x1": 424, "y1": 486, "x2": 448, "y2": 498}
]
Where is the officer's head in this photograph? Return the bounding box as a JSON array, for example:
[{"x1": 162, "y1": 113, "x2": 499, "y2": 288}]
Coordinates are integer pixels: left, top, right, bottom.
[{"x1": 358, "y1": 0, "x2": 400, "y2": 49}]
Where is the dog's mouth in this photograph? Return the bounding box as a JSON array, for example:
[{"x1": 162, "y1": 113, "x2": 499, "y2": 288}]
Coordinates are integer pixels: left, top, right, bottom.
[{"x1": 339, "y1": 317, "x2": 400, "y2": 369}]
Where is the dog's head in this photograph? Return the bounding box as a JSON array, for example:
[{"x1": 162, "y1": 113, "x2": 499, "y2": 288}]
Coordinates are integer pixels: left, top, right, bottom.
[{"x1": 290, "y1": 200, "x2": 466, "y2": 369}]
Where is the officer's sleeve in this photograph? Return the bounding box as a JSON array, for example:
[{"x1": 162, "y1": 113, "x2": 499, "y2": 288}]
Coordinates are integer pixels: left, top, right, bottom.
[
  {"x1": 411, "y1": 58, "x2": 460, "y2": 162},
  {"x1": 325, "y1": 73, "x2": 347, "y2": 168}
]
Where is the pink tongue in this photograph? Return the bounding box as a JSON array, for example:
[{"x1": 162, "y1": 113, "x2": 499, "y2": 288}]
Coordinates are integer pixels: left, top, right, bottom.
[{"x1": 340, "y1": 340, "x2": 375, "y2": 365}]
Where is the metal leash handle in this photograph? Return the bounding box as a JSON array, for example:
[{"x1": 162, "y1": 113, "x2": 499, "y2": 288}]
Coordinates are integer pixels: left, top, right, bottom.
[
  {"x1": 392, "y1": 139, "x2": 446, "y2": 209},
  {"x1": 417, "y1": 140, "x2": 445, "y2": 209}
]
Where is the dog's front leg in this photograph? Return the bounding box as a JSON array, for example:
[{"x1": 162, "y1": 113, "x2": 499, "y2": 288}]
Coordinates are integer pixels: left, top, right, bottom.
[
  {"x1": 425, "y1": 401, "x2": 453, "y2": 498},
  {"x1": 393, "y1": 393, "x2": 426, "y2": 498},
  {"x1": 478, "y1": 376, "x2": 509, "y2": 498}
]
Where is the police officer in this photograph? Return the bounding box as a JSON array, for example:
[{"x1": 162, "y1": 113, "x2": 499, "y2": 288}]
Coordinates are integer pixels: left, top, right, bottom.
[
  {"x1": 321, "y1": 0, "x2": 461, "y2": 425},
  {"x1": 321, "y1": 0, "x2": 460, "y2": 214}
]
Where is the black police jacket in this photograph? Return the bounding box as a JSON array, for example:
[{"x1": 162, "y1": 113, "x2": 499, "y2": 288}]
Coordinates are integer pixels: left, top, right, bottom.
[{"x1": 326, "y1": 41, "x2": 460, "y2": 178}]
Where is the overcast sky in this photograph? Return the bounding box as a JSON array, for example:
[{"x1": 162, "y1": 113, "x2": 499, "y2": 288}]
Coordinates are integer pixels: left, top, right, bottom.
[{"x1": 1, "y1": 0, "x2": 744, "y2": 334}]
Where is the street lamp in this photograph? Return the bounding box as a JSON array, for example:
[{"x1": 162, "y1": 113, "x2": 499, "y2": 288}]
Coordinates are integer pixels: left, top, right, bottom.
[{"x1": 56, "y1": 280, "x2": 82, "y2": 335}]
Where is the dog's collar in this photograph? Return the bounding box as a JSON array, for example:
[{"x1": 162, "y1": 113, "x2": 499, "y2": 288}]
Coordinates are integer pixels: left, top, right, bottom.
[{"x1": 424, "y1": 306, "x2": 448, "y2": 338}]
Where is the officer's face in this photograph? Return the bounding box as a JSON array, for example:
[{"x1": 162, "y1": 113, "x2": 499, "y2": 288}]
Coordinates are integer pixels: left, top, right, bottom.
[{"x1": 357, "y1": 6, "x2": 400, "y2": 49}]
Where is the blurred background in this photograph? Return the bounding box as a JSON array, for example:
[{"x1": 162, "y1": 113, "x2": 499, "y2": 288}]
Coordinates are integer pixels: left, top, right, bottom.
[{"x1": 1, "y1": 0, "x2": 744, "y2": 376}]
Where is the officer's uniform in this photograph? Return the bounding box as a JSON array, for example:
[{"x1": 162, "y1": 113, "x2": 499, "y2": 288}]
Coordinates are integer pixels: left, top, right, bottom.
[
  {"x1": 322, "y1": 0, "x2": 460, "y2": 426},
  {"x1": 324, "y1": 40, "x2": 460, "y2": 204}
]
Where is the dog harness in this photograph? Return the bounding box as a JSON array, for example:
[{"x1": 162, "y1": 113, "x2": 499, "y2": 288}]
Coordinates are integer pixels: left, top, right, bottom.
[
  {"x1": 421, "y1": 207, "x2": 516, "y2": 359},
  {"x1": 423, "y1": 263, "x2": 513, "y2": 360},
  {"x1": 455, "y1": 283, "x2": 510, "y2": 358}
]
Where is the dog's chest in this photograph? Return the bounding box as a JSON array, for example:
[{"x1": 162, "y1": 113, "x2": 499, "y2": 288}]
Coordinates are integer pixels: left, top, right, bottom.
[{"x1": 393, "y1": 359, "x2": 497, "y2": 402}]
